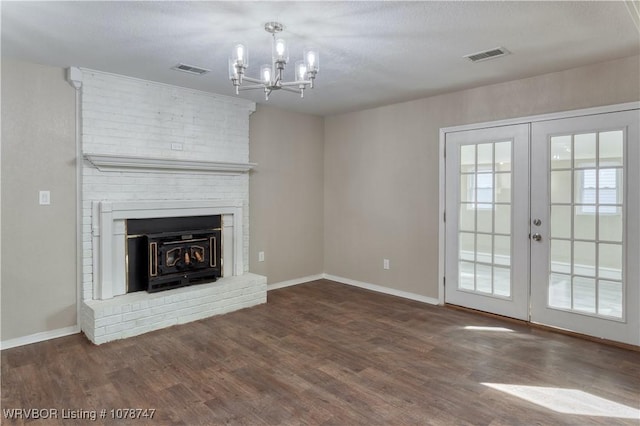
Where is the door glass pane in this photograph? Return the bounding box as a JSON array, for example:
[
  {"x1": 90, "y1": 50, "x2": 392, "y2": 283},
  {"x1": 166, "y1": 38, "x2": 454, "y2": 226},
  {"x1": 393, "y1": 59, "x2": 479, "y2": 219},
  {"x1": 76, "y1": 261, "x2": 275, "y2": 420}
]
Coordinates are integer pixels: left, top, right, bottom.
[
  {"x1": 494, "y1": 235, "x2": 510, "y2": 266},
  {"x1": 476, "y1": 234, "x2": 492, "y2": 263},
  {"x1": 598, "y1": 168, "x2": 623, "y2": 205},
  {"x1": 459, "y1": 232, "x2": 475, "y2": 261},
  {"x1": 495, "y1": 142, "x2": 511, "y2": 171},
  {"x1": 494, "y1": 205, "x2": 511, "y2": 235},
  {"x1": 459, "y1": 261, "x2": 475, "y2": 290},
  {"x1": 494, "y1": 267, "x2": 510, "y2": 297},
  {"x1": 550, "y1": 239, "x2": 572, "y2": 274},
  {"x1": 549, "y1": 273, "x2": 571, "y2": 309},
  {"x1": 598, "y1": 280, "x2": 622, "y2": 318},
  {"x1": 459, "y1": 204, "x2": 475, "y2": 231},
  {"x1": 460, "y1": 176, "x2": 473, "y2": 202},
  {"x1": 573, "y1": 277, "x2": 596, "y2": 313},
  {"x1": 574, "y1": 133, "x2": 597, "y2": 168},
  {"x1": 477, "y1": 207, "x2": 493, "y2": 233},
  {"x1": 476, "y1": 173, "x2": 494, "y2": 203},
  {"x1": 476, "y1": 264, "x2": 492, "y2": 293},
  {"x1": 551, "y1": 171, "x2": 572, "y2": 203},
  {"x1": 550, "y1": 205, "x2": 571, "y2": 239},
  {"x1": 599, "y1": 206, "x2": 623, "y2": 242},
  {"x1": 460, "y1": 145, "x2": 476, "y2": 173},
  {"x1": 573, "y1": 241, "x2": 596, "y2": 277},
  {"x1": 573, "y1": 206, "x2": 595, "y2": 240},
  {"x1": 599, "y1": 243, "x2": 622, "y2": 281},
  {"x1": 477, "y1": 143, "x2": 493, "y2": 168},
  {"x1": 574, "y1": 169, "x2": 596, "y2": 206},
  {"x1": 495, "y1": 173, "x2": 511, "y2": 203},
  {"x1": 599, "y1": 130, "x2": 623, "y2": 166},
  {"x1": 550, "y1": 135, "x2": 571, "y2": 169}
]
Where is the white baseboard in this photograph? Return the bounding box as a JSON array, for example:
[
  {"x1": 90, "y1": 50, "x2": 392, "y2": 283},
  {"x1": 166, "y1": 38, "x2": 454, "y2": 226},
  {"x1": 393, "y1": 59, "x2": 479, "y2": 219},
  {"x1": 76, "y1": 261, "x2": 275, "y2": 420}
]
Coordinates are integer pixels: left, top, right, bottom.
[
  {"x1": 267, "y1": 274, "x2": 325, "y2": 291},
  {"x1": 268, "y1": 273, "x2": 440, "y2": 305},
  {"x1": 2, "y1": 275, "x2": 436, "y2": 349},
  {"x1": 323, "y1": 274, "x2": 440, "y2": 305},
  {"x1": 1, "y1": 325, "x2": 81, "y2": 350}
]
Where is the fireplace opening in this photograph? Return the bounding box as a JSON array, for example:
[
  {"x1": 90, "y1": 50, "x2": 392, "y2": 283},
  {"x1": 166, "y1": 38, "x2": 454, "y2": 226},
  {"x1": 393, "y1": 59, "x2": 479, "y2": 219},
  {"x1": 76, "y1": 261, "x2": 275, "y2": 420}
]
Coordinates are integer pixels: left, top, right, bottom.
[{"x1": 126, "y1": 215, "x2": 222, "y2": 293}]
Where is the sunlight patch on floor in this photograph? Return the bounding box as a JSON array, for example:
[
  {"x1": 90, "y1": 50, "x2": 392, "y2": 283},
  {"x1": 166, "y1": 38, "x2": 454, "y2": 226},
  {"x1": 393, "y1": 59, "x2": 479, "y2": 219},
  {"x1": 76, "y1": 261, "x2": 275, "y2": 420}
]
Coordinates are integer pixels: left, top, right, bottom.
[
  {"x1": 482, "y1": 383, "x2": 640, "y2": 419},
  {"x1": 463, "y1": 326, "x2": 514, "y2": 332}
]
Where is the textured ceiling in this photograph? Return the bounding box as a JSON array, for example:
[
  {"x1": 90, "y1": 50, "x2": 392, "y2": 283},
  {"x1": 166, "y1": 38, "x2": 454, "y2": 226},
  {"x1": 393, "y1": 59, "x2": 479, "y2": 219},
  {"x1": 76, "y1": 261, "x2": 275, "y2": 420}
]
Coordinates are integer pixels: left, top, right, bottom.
[{"x1": 2, "y1": 1, "x2": 639, "y2": 116}]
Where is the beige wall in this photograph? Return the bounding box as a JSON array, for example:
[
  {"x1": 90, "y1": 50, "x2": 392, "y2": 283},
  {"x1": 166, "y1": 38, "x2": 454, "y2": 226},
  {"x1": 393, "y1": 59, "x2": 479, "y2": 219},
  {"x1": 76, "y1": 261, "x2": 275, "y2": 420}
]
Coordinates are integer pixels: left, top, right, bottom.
[
  {"x1": 324, "y1": 55, "x2": 640, "y2": 299},
  {"x1": 1, "y1": 59, "x2": 77, "y2": 340},
  {"x1": 2, "y1": 54, "x2": 638, "y2": 342},
  {"x1": 249, "y1": 105, "x2": 325, "y2": 284}
]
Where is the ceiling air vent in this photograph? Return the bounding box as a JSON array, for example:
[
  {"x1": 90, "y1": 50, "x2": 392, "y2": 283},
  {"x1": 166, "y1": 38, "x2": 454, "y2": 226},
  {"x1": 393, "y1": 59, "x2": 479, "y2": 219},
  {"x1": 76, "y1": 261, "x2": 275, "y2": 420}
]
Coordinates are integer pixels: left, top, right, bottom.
[
  {"x1": 171, "y1": 63, "x2": 210, "y2": 75},
  {"x1": 464, "y1": 47, "x2": 510, "y2": 63}
]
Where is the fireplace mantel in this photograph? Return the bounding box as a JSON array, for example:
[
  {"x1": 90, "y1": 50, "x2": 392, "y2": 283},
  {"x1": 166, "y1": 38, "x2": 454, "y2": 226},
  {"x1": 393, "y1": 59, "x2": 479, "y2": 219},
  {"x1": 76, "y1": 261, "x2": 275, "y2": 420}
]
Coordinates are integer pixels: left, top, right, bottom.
[{"x1": 84, "y1": 153, "x2": 257, "y2": 174}]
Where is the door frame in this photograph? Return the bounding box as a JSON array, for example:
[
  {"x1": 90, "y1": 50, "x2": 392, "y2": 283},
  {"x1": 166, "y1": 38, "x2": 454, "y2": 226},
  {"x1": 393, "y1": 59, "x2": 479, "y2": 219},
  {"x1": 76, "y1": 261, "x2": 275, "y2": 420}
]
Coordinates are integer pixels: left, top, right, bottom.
[{"x1": 438, "y1": 101, "x2": 640, "y2": 305}]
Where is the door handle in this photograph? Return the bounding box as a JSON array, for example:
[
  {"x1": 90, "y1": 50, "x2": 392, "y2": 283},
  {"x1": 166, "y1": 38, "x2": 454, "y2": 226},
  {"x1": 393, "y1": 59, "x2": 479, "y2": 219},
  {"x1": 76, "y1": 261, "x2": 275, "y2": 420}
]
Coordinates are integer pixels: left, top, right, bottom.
[{"x1": 532, "y1": 233, "x2": 542, "y2": 242}]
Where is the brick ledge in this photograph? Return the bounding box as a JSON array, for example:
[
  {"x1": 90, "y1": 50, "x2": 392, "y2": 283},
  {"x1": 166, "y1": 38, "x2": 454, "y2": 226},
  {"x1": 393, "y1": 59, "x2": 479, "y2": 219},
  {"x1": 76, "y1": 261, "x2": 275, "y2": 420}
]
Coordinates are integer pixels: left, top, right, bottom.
[{"x1": 81, "y1": 273, "x2": 266, "y2": 344}]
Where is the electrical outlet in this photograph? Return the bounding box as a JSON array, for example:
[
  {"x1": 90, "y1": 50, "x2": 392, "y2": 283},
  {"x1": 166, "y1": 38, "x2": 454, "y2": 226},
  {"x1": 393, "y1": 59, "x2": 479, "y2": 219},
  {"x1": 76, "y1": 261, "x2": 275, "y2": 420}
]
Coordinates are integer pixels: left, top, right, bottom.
[
  {"x1": 39, "y1": 190, "x2": 51, "y2": 205},
  {"x1": 171, "y1": 143, "x2": 183, "y2": 151},
  {"x1": 383, "y1": 259, "x2": 390, "y2": 270},
  {"x1": 258, "y1": 251, "x2": 265, "y2": 262}
]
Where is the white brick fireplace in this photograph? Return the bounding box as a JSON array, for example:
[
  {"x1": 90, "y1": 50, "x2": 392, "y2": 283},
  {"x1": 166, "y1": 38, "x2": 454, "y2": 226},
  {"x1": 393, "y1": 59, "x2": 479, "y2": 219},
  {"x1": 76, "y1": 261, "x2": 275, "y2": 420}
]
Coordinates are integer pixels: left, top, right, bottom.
[{"x1": 74, "y1": 69, "x2": 266, "y2": 344}]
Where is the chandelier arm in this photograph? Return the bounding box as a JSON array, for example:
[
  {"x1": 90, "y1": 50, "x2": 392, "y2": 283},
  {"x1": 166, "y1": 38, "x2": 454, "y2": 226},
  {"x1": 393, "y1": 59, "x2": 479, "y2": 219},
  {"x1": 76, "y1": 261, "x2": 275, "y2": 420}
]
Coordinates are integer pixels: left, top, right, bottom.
[
  {"x1": 279, "y1": 87, "x2": 302, "y2": 94},
  {"x1": 279, "y1": 81, "x2": 311, "y2": 87},
  {"x1": 242, "y1": 76, "x2": 264, "y2": 85},
  {"x1": 238, "y1": 84, "x2": 266, "y2": 91}
]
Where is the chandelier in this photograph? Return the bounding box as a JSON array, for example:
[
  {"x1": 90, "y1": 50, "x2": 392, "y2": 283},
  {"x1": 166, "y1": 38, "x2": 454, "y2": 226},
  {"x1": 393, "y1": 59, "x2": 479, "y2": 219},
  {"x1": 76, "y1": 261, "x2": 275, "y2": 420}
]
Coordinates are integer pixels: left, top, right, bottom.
[{"x1": 229, "y1": 22, "x2": 319, "y2": 100}]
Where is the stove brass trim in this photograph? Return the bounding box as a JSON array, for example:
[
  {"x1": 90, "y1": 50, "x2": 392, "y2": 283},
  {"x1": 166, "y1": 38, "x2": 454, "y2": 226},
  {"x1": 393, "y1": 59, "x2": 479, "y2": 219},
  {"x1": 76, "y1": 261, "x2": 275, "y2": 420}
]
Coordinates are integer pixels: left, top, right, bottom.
[
  {"x1": 210, "y1": 237, "x2": 217, "y2": 267},
  {"x1": 149, "y1": 242, "x2": 158, "y2": 277}
]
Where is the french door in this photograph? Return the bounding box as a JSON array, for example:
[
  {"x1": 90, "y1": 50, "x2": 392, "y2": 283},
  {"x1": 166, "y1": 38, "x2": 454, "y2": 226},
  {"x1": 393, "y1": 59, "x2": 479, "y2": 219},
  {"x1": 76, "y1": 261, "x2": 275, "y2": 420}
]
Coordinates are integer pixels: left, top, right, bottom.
[
  {"x1": 444, "y1": 108, "x2": 639, "y2": 346},
  {"x1": 444, "y1": 124, "x2": 530, "y2": 320},
  {"x1": 530, "y1": 111, "x2": 639, "y2": 345}
]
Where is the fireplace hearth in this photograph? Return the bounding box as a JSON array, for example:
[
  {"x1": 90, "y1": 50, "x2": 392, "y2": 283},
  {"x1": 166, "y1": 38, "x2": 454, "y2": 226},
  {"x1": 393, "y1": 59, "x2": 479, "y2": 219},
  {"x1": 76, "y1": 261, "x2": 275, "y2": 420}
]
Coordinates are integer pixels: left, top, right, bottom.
[{"x1": 127, "y1": 215, "x2": 222, "y2": 293}]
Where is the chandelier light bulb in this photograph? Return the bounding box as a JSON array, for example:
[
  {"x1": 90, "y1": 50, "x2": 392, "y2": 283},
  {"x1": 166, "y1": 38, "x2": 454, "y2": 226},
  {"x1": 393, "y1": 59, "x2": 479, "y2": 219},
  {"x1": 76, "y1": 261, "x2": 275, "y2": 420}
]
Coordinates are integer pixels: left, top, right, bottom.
[
  {"x1": 304, "y1": 48, "x2": 319, "y2": 72},
  {"x1": 275, "y1": 38, "x2": 288, "y2": 61},
  {"x1": 233, "y1": 44, "x2": 247, "y2": 66},
  {"x1": 228, "y1": 58, "x2": 238, "y2": 79},
  {"x1": 296, "y1": 60, "x2": 307, "y2": 81},
  {"x1": 260, "y1": 65, "x2": 271, "y2": 84}
]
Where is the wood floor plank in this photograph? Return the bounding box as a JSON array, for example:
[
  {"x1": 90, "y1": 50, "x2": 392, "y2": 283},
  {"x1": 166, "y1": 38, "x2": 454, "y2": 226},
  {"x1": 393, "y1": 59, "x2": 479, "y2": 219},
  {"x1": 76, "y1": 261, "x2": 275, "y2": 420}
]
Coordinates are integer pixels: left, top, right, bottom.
[{"x1": 2, "y1": 280, "x2": 639, "y2": 425}]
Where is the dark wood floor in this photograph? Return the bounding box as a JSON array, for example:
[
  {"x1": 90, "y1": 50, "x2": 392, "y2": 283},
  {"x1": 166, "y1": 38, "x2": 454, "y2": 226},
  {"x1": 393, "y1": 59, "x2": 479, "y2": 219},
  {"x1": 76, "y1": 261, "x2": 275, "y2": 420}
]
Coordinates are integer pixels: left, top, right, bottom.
[{"x1": 2, "y1": 280, "x2": 639, "y2": 425}]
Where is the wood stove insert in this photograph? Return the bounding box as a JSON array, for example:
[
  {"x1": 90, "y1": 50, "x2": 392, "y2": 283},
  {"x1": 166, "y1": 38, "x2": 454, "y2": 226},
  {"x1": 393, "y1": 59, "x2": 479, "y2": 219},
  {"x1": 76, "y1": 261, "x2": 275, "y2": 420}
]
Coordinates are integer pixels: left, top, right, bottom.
[{"x1": 126, "y1": 215, "x2": 222, "y2": 293}]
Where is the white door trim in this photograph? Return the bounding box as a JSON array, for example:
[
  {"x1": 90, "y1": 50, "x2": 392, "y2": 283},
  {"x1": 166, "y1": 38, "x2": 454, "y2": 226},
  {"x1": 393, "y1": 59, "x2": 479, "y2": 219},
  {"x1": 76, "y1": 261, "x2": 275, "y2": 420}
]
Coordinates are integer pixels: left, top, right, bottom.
[{"x1": 438, "y1": 102, "x2": 640, "y2": 305}]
